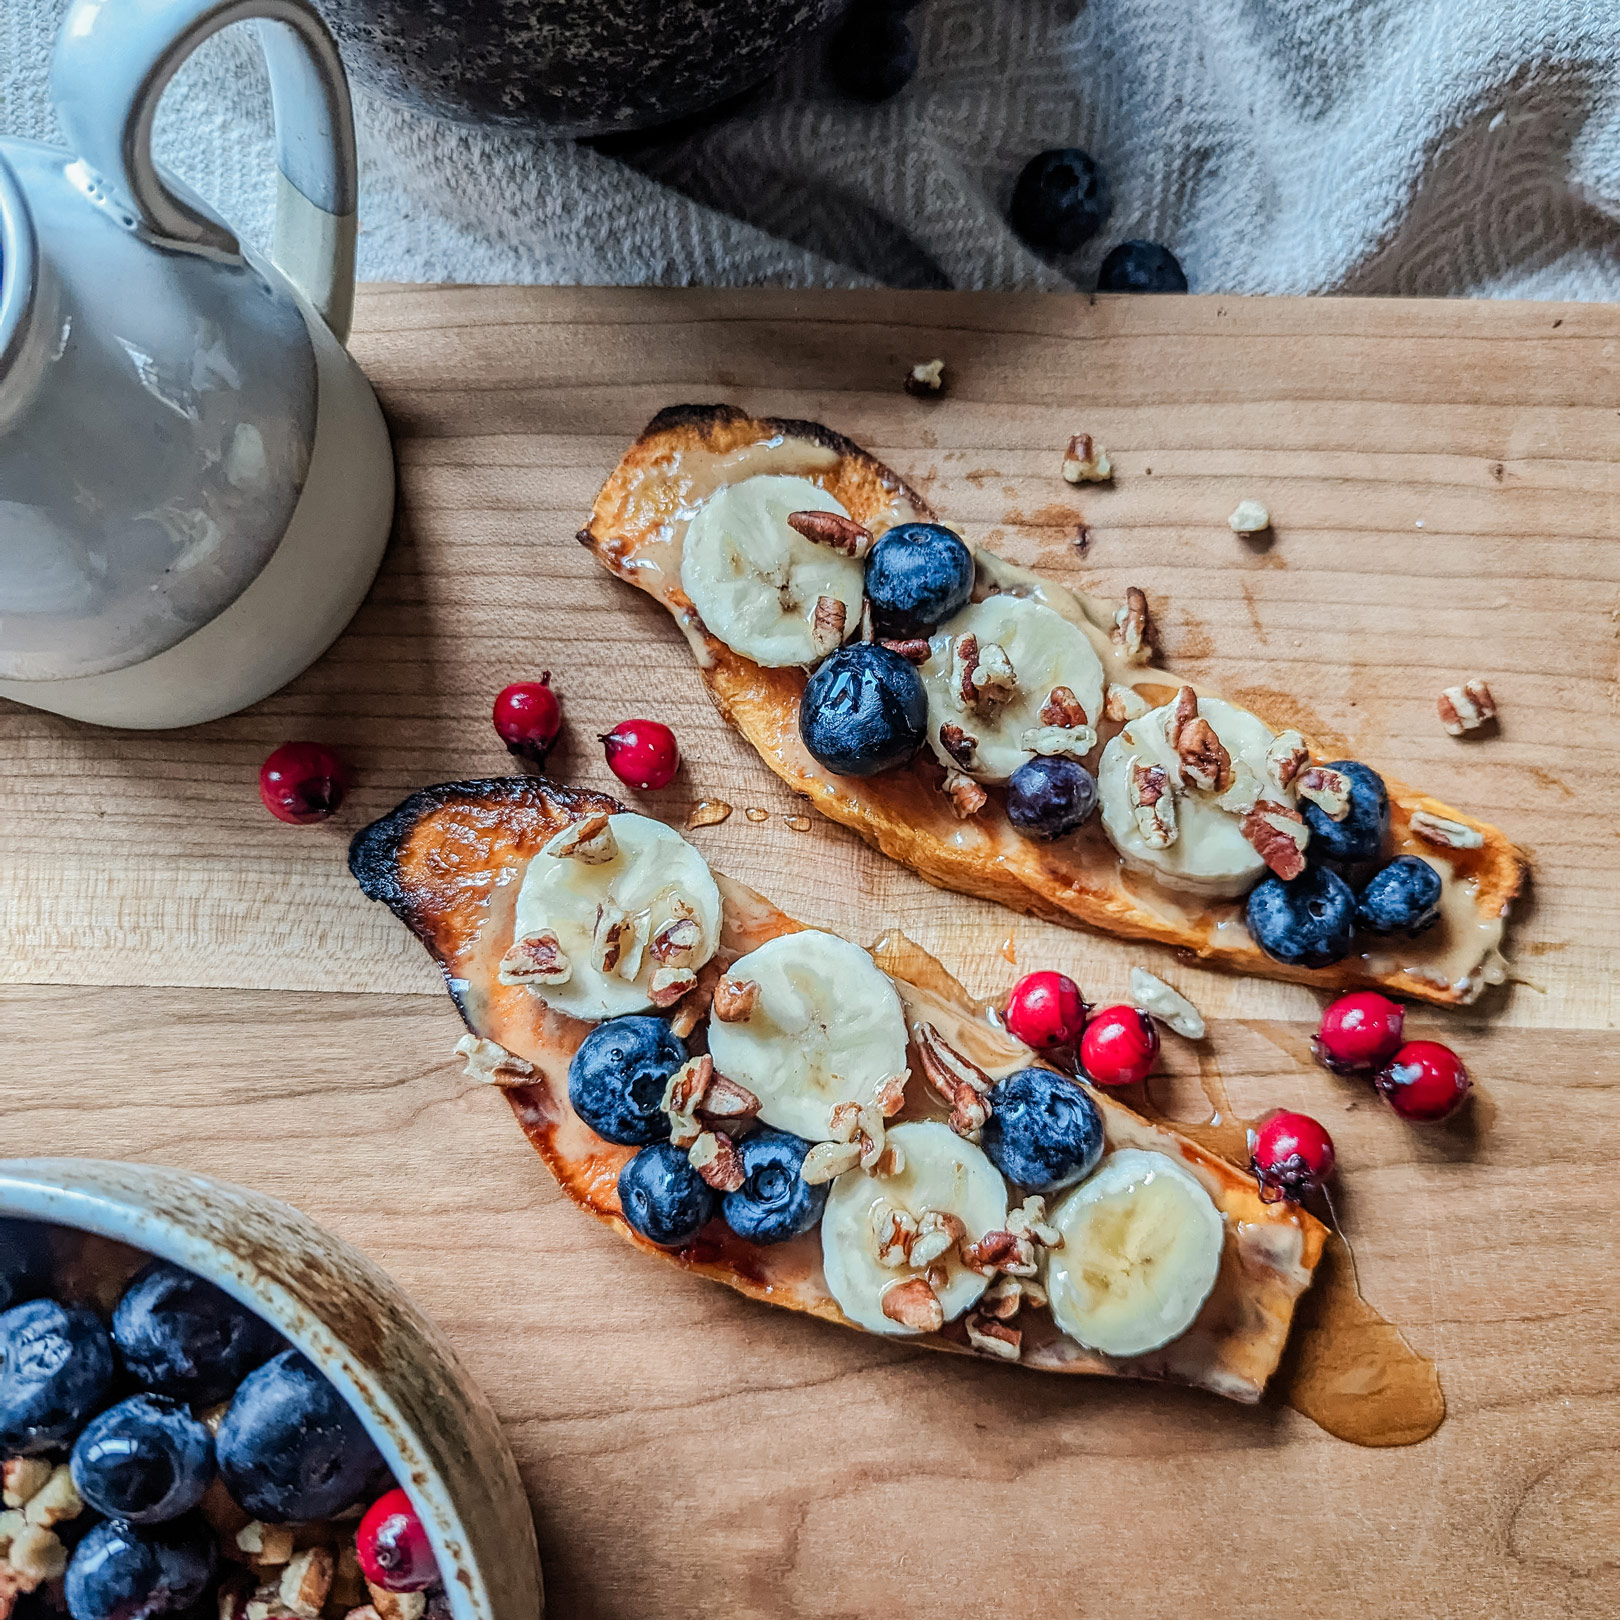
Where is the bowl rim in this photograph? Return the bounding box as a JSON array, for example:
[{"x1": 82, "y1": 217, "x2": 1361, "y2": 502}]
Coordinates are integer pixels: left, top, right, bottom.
[{"x1": 0, "y1": 1158, "x2": 543, "y2": 1620}]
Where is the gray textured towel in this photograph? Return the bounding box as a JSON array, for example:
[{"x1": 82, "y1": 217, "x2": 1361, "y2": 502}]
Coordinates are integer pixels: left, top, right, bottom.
[{"x1": 3, "y1": 0, "x2": 1618, "y2": 295}]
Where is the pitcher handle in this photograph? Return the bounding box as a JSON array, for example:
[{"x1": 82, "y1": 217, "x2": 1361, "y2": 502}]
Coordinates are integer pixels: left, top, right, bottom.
[{"x1": 52, "y1": 0, "x2": 359, "y2": 341}]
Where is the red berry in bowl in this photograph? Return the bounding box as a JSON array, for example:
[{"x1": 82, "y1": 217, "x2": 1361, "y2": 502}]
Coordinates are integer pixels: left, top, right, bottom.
[
  {"x1": 493, "y1": 675, "x2": 562, "y2": 767},
  {"x1": 1250, "y1": 1110, "x2": 1336, "y2": 1203},
  {"x1": 601, "y1": 719, "x2": 680, "y2": 791},
  {"x1": 1376, "y1": 1040, "x2": 1471, "y2": 1122},
  {"x1": 1004, "y1": 971, "x2": 1089, "y2": 1050},
  {"x1": 258, "y1": 742, "x2": 346, "y2": 825},
  {"x1": 1079, "y1": 1005, "x2": 1159, "y2": 1087},
  {"x1": 1312, "y1": 990, "x2": 1405, "y2": 1074},
  {"x1": 356, "y1": 1487, "x2": 440, "y2": 1593}
]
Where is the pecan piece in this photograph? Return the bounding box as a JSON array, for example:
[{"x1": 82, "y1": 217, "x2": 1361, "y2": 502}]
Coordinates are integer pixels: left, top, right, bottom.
[
  {"x1": 1127, "y1": 967, "x2": 1205, "y2": 1040},
  {"x1": 871, "y1": 1201, "x2": 919, "y2": 1268},
  {"x1": 1041, "y1": 685, "x2": 1089, "y2": 727},
  {"x1": 1111, "y1": 587, "x2": 1151, "y2": 664},
  {"x1": 648, "y1": 966, "x2": 698, "y2": 1007},
  {"x1": 1265, "y1": 730, "x2": 1309, "y2": 791},
  {"x1": 3, "y1": 1461, "x2": 50, "y2": 1509},
  {"x1": 980, "y1": 1272, "x2": 1047, "y2": 1319},
  {"x1": 1167, "y1": 686, "x2": 1233, "y2": 792},
  {"x1": 905, "y1": 358, "x2": 945, "y2": 397},
  {"x1": 662, "y1": 1054, "x2": 713, "y2": 1148},
  {"x1": 1409, "y1": 810, "x2": 1485, "y2": 850},
  {"x1": 497, "y1": 930, "x2": 572, "y2": 988},
  {"x1": 908, "y1": 1210, "x2": 967, "y2": 1269},
  {"x1": 800, "y1": 1139, "x2": 863, "y2": 1184},
  {"x1": 1062, "y1": 433, "x2": 1112, "y2": 484},
  {"x1": 650, "y1": 915, "x2": 702, "y2": 967},
  {"x1": 1241, "y1": 800, "x2": 1309, "y2": 879},
  {"x1": 1296, "y1": 765, "x2": 1352, "y2": 822},
  {"x1": 541, "y1": 812, "x2": 618, "y2": 864},
  {"x1": 700, "y1": 1075, "x2": 761, "y2": 1122},
  {"x1": 810, "y1": 594, "x2": 847, "y2": 656},
  {"x1": 879, "y1": 637, "x2": 931, "y2": 663},
  {"x1": 1105, "y1": 682, "x2": 1149, "y2": 722},
  {"x1": 1020, "y1": 724, "x2": 1097, "y2": 760},
  {"x1": 951, "y1": 633, "x2": 980, "y2": 707},
  {"x1": 279, "y1": 1549, "x2": 334, "y2": 1620},
  {"x1": 1437, "y1": 678, "x2": 1496, "y2": 735},
  {"x1": 1128, "y1": 759, "x2": 1177, "y2": 849},
  {"x1": 941, "y1": 769, "x2": 988, "y2": 819},
  {"x1": 591, "y1": 903, "x2": 635, "y2": 975},
  {"x1": 880, "y1": 1276, "x2": 945, "y2": 1333},
  {"x1": 873, "y1": 1072, "x2": 909, "y2": 1117},
  {"x1": 914, "y1": 1023, "x2": 993, "y2": 1140},
  {"x1": 712, "y1": 976, "x2": 759, "y2": 1023},
  {"x1": 787, "y1": 510, "x2": 875, "y2": 559},
  {"x1": 939, "y1": 722, "x2": 978, "y2": 768},
  {"x1": 689, "y1": 1130, "x2": 746, "y2": 1192},
  {"x1": 964, "y1": 1312, "x2": 1023, "y2": 1360}
]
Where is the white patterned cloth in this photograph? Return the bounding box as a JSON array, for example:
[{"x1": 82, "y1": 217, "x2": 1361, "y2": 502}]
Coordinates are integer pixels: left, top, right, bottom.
[{"x1": 3, "y1": 0, "x2": 1618, "y2": 296}]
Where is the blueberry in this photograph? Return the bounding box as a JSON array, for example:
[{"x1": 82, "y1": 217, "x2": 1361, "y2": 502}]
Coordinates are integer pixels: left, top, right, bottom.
[
  {"x1": 1005, "y1": 756, "x2": 1097, "y2": 840},
  {"x1": 1010, "y1": 148, "x2": 1110, "y2": 256},
  {"x1": 1301, "y1": 760, "x2": 1389, "y2": 865},
  {"x1": 981, "y1": 1068, "x2": 1104, "y2": 1192},
  {"x1": 800, "y1": 644, "x2": 927, "y2": 777},
  {"x1": 1246, "y1": 866, "x2": 1357, "y2": 968},
  {"x1": 1356, "y1": 856, "x2": 1442, "y2": 936},
  {"x1": 568, "y1": 1016, "x2": 685, "y2": 1146},
  {"x1": 216, "y1": 1349, "x2": 381, "y2": 1522},
  {"x1": 863, "y1": 523, "x2": 975, "y2": 637},
  {"x1": 66, "y1": 1517, "x2": 217, "y2": 1620},
  {"x1": 830, "y1": 9, "x2": 917, "y2": 102},
  {"x1": 113, "y1": 1261, "x2": 282, "y2": 1405},
  {"x1": 0, "y1": 1299, "x2": 115, "y2": 1454},
  {"x1": 0, "y1": 1221, "x2": 49, "y2": 1312},
  {"x1": 71, "y1": 1393, "x2": 214, "y2": 1524},
  {"x1": 1096, "y1": 240, "x2": 1188, "y2": 293},
  {"x1": 617, "y1": 1144, "x2": 718, "y2": 1248},
  {"x1": 722, "y1": 1130, "x2": 827, "y2": 1244}
]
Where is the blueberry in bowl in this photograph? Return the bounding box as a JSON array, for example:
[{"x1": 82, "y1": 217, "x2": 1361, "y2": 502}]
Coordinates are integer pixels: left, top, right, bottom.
[
  {"x1": 1357, "y1": 855, "x2": 1442, "y2": 936},
  {"x1": 1246, "y1": 866, "x2": 1358, "y2": 967},
  {"x1": 722, "y1": 1130, "x2": 827, "y2": 1244},
  {"x1": 1096, "y1": 241, "x2": 1188, "y2": 293},
  {"x1": 1005, "y1": 756, "x2": 1097, "y2": 841},
  {"x1": 0, "y1": 1297, "x2": 115, "y2": 1454},
  {"x1": 1010, "y1": 147, "x2": 1111, "y2": 256},
  {"x1": 66, "y1": 1516, "x2": 218, "y2": 1620},
  {"x1": 1301, "y1": 760, "x2": 1389, "y2": 865},
  {"x1": 800, "y1": 643, "x2": 928, "y2": 777},
  {"x1": 568, "y1": 1015, "x2": 687, "y2": 1145},
  {"x1": 981, "y1": 1069, "x2": 1104, "y2": 1193},
  {"x1": 71, "y1": 1393, "x2": 215, "y2": 1523},
  {"x1": 863, "y1": 523, "x2": 975, "y2": 638}
]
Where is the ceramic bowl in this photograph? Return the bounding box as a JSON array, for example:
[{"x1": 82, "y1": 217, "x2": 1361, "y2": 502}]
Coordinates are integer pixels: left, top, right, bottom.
[{"x1": 0, "y1": 1158, "x2": 543, "y2": 1620}]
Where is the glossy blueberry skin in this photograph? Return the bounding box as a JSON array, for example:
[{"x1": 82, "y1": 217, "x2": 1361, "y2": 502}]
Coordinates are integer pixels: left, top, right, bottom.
[
  {"x1": 1246, "y1": 866, "x2": 1358, "y2": 968},
  {"x1": 0, "y1": 1299, "x2": 115, "y2": 1455},
  {"x1": 1005, "y1": 756, "x2": 1097, "y2": 840},
  {"x1": 1302, "y1": 760, "x2": 1389, "y2": 865},
  {"x1": 617, "y1": 1144, "x2": 718, "y2": 1248},
  {"x1": 1096, "y1": 240, "x2": 1188, "y2": 293},
  {"x1": 1357, "y1": 856, "x2": 1442, "y2": 936},
  {"x1": 71, "y1": 1394, "x2": 215, "y2": 1524},
  {"x1": 982, "y1": 1068, "x2": 1105, "y2": 1193},
  {"x1": 1010, "y1": 147, "x2": 1111, "y2": 255},
  {"x1": 0, "y1": 1221, "x2": 49, "y2": 1313},
  {"x1": 66, "y1": 1516, "x2": 217, "y2": 1620},
  {"x1": 829, "y1": 9, "x2": 917, "y2": 102},
  {"x1": 216, "y1": 1349, "x2": 381, "y2": 1522},
  {"x1": 800, "y1": 644, "x2": 928, "y2": 777},
  {"x1": 863, "y1": 523, "x2": 975, "y2": 637},
  {"x1": 113, "y1": 1261, "x2": 282, "y2": 1406},
  {"x1": 722, "y1": 1130, "x2": 828, "y2": 1244},
  {"x1": 568, "y1": 1016, "x2": 685, "y2": 1146}
]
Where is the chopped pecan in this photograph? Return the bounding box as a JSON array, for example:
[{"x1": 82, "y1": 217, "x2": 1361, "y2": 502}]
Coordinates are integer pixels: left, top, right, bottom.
[
  {"x1": 662, "y1": 1054, "x2": 713, "y2": 1148},
  {"x1": 1265, "y1": 731, "x2": 1309, "y2": 791},
  {"x1": 1409, "y1": 811, "x2": 1484, "y2": 850},
  {"x1": 700, "y1": 1075, "x2": 761, "y2": 1122},
  {"x1": 2, "y1": 1461, "x2": 49, "y2": 1510},
  {"x1": 591, "y1": 903, "x2": 635, "y2": 976},
  {"x1": 1227, "y1": 499, "x2": 1271, "y2": 534},
  {"x1": 787, "y1": 510, "x2": 875, "y2": 559},
  {"x1": 497, "y1": 930, "x2": 572, "y2": 988},
  {"x1": 828, "y1": 1100, "x2": 896, "y2": 1173},
  {"x1": 960, "y1": 1228, "x2": 1022, "y2": 1275},
  {"x1": 939, "y1": 722, "x2": 978, "y2": 768},
  {"x1": 712, "y1": 976, "x2": 760, "y2": 1022},
  {"x1": 1167, "y1": 686, "x2": 1233, "y2": 792},
  {"x1": 1007, "y1": 1195, "x2": 1061, "y2": 1250},
  {"x1": 541, "y1": 812, "x2": 618, "y2": 864},
  {"x1": 236, "y1": 1522, "x2": 296, "y2": 1565},
  {"x1": 980, "y1": 1273, "x2": 1047, "y2": 1319},
  {"x1": 880, "y1": 1277, "x2": 945, "y2": 1333},
  {"x1": 810, "y1": 594, "x2": 847, "y2": 656},
  {"x1": 1217, "y1": 763, "x2": 1263, "y2": 816},
  {"x1": 963, "y1": 1197, "x2": 1059, "y2": 1278},
  {"x1": 648, "y1": 966, "x2": 698, "y2": 1007},
  {"x1": 22, "y1": 1466, "x2": 79, "y2": 1528},
  {"x1": 942, "y1": 769, "x2": 988, "y2": 818},
  {"x1": 1437, "y1": 678, "x2": 1496, "y2": 735},
  {"x1": 279, "y1": 1548, "x2": 334, "y2": 1620},
  {"x1": 951, "y1": 633, "x2": 980, "y2": 707},
  {"x1": 689, "y1": 1130, "x2": 746, "y2": 1192},
  {"x1": 908, "y1": 1210, "x2": 967, "y2": 1269},
  {"x1": 1241, "y1": 800, "x2": 1310, "y2": 879},
  {"x1": 1020, "y1": 724, "x2": 1097, "y2": 760},
  {"x1": 1128, "y1": 759, "x2": 1178, "y2": 849},
  {"x1": 914, "y1": 1023, "x2": 994, "y2": 1141},
  {"x1": 7, "y1": 1524, "x2": 66, "y2": 1585},
  {"x1": 905, "y1": 358, "x2": 946, "y2": 397},
  {"x1": 364, "y1": 1587, "x2": 425, "y2": 1620},
  {"x1": 873, "y1": 1072, "x2": 909, "y2": 1117},
  {"x1": 1041, "y1": 685, "x2": 1089, "y2": 727},
  {"x1": 879, "y1": 637, "x2": 931, "y2": 663},
  {"x1": 859, "y1": 597, "x2": 874, "y2": 643},
  {"x1": 453, "y1": 1035, "x2": 537, "y2": 1089},
  {"x1": 1128, "y1": 968, "x2": 1205, "y2": 1040},
  {"x1": 1111, "y1": 587, "x2": 1151, "y2": 664},
  {"x1": 800, "y1": 1139, "x2": 863, "y2": 1184},
  {"x1": 871, "y1": 1201, "x2": 919, "y2": 1268},
  {"x1": 650, "y1": 915, "x2": 702, "y2": 967},
  {"x1": 1105, "y1": 682, "x2": 1149, "y2": 722},
  {"x1": 972, "y1": 642, "x2": 1018, "y2": 702},
  {"x1": 1062, "y1": 433, "x2": 1112, "y2": 484},
  {"x1": 1296, "y1": 765, "x2": 1352, "y2": 822},
  {"x1": 964, "y1": 1312, "x2": 1023, "y2": 1360}
]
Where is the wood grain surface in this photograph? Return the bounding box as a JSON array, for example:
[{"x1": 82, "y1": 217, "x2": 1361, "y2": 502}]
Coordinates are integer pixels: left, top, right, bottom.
[{"x1": 2, "y1": 287, "x2": 1618, "y2": 1617}]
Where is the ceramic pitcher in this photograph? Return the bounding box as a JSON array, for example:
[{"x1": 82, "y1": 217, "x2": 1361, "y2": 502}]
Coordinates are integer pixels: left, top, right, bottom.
[{"x1": 0, "y1": 0, "x2": 393, "y2": 729}]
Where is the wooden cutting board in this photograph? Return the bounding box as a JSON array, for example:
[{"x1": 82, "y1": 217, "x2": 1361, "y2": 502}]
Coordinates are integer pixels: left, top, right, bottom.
[{"x1": 2, "y1": 287, "x2": 1618, "y2": 1619}]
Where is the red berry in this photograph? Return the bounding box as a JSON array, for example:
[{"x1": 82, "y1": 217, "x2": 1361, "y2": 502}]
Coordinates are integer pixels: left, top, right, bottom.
[
  {"x1": 258, "y1": 741, "x2": 347, "y2": 825},
  {"x1": 1313, "y1": 991, "x2": 1405, "y2": 1074},
  {"x1": 493, "y1": 676, "x2": 562, "y2": 767},
  {"x1": 1079, "y1": 1005, "x2": 1159, "y2": 1087},
  {"x1": 601, "y1": 718, "x2": 680, "y2": 790},
  {"x1": 1004, "y1": 971, "x2": 1089, "y2": 1050},
  {"x1": 356, "y1": 1488, "x2": 439, "y2": 1593},
  {"x1": 1250, "y1": 1110, "x2": 1336, "y2": 1203},
  {"x1": 1376, "y1": 1040, "x2": 1471, "y2": 1122}
]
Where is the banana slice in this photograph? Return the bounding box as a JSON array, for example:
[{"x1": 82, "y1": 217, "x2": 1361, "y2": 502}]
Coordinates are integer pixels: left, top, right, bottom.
[
  {"x1": 1044, "y1": 1149, "x2": 1225, "y2": 1358},
  {"x1": 679, "y1": 475, "x2": 864, "y2": 667},
  {"x1": 706, "y1": 930, "x2": 909, "y2": 1139},
  {"x1": 509, "y1": 813, "x2": 722, "y2": 1021},
  {"x1": 1097, "y1": 695, "x2": 1295, "y2": 898},
  {"x1": 918, "y1": 594, "x2": 1106, "y2": 782},
  {"x1": 821, "y1": 1121, "x2": 1008, "y2": 1336}
]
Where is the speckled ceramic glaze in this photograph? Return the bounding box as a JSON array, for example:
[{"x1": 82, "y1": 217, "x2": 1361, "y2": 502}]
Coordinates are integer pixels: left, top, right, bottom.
[
  {"x1": 316, "y1": 0, "x2": 843, "y2": 132},
  {"x1": 0, "y1": 1159, "x2": 543, "y2": 1620}
]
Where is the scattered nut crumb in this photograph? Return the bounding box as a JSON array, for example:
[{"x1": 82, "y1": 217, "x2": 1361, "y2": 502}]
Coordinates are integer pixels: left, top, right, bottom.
[
  {"x1": 1409, "y1": 811, "x2": 1484, "y2": 850},
  {"x1": 22, "y1": 1466, "x2": 81, "y2": 1528},
  {"x1": 365, "y1": 1589, "x2": 426, "y2": 1620},
  {"x1": 1437, "y1": 678, "x2": 1496, "y2": 736},
  {"x1": 1228, "y1": 499, "x2": 1270, "y2": 533},
  {"x1": 278, "y1": 1548, "x2": 334, "y2": 1620},
  {"x1": 1063, "y1": 434, "x2": 1113, "y2": 484},
  {"x1": 684, "y1": 799, "x2": 732, "y2": 829},
  {"x1": 237, "y1": 1522, "x2": 296, "y2": 1566},
  {"x1": 905, "y1": 359, "x2": 946, "y2": 398},
  {"x1": 1, "y1": 1460, "x2": 50, "y2": 1509},
  {"x1": 454, "y1": 1035, "x2": 536, "y2": 1088},
  {"x1": 8, "y1": 1523, "x2": 67, "y2": 1584},
  {"x1": 1128, "y1": 968, "x2": 1205, "y2": 1040}
]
